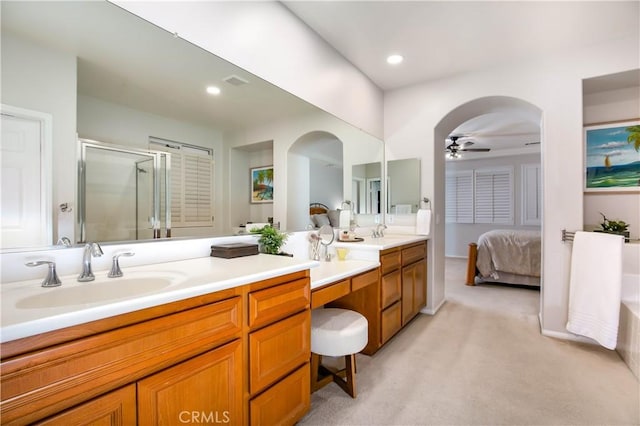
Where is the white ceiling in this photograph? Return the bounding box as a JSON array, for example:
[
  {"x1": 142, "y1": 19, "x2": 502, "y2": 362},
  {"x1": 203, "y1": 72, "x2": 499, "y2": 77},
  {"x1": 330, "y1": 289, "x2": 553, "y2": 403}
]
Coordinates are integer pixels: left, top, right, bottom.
[
  {"x1": 283, "y1": 1, "x2": 639, "y2": 158},
  {"x1": 283, "y1": 1, "x2": 639, "y2": 92}
]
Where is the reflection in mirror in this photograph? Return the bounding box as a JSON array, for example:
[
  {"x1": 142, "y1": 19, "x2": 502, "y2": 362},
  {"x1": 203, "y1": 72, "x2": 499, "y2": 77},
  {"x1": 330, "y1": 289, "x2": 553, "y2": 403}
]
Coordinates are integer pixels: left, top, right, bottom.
[
  {"x1": 352, "y1": 162, "x2": 382, "y2": 214},
  {"x1": 79, "y1": 139, "x2": 171, "y2": 243},
  {"x1": 1, "y1": 1, "x2": 383, "y2": 252},
  {"x1": 387, "y1": 158, "x2": 421, "y2": 214}
]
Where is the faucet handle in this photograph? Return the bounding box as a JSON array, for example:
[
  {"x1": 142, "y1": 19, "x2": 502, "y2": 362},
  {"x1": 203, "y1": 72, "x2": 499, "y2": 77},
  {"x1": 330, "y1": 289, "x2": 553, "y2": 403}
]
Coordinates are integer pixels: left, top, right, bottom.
[
  {"x1": 108, "y1": 251, "x2": 135, "y2": 278},
  {"x1": 26, "y1": 261, "x2": 62, "y2": 287}
]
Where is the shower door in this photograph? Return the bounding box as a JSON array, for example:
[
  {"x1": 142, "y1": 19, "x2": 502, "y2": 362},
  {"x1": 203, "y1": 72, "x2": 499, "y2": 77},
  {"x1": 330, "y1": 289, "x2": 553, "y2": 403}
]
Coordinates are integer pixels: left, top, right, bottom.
[{"x1": 79, "y1": 139, "x2": 170, "y2": 243}]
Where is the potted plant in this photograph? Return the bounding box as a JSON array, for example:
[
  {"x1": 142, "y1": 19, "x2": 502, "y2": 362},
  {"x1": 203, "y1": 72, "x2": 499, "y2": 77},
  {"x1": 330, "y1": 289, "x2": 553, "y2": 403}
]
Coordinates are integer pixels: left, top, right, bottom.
[
  {"x1": 597, "y1": 212, "x2": 630, "y2": 242},
  {"x1": 250, "y1": 225, "x2": 291, "y2": 255}
]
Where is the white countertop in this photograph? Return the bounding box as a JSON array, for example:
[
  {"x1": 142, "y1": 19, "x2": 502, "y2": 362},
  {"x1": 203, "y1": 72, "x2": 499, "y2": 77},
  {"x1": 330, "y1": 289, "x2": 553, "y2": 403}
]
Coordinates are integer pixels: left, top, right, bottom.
[
  {"x1": 1, "y1": 234, "x2": 426, "y2": 344},
  {"x1": 0, "y1": 254, "x2": 317, "y2": 343},
  {"x1": 0, "y1": 254, "x2": 384, "y2": 344}
]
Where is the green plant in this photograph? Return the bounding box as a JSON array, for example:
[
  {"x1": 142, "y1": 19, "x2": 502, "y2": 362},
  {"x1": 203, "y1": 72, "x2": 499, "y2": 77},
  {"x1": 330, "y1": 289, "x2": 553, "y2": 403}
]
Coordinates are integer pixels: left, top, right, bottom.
[
  {"x1": 599, "y1": 212, "x2": 629, "y2": 233},
  {"x1": 251, "y1": 225, "x2": 288, "y2": 254}
]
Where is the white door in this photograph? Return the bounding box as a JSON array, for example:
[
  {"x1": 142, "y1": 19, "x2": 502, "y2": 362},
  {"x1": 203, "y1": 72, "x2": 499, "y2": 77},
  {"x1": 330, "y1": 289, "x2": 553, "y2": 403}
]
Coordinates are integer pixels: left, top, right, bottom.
[{"x1": 1, "y1": 111, "x2": 50, "y2": 248}]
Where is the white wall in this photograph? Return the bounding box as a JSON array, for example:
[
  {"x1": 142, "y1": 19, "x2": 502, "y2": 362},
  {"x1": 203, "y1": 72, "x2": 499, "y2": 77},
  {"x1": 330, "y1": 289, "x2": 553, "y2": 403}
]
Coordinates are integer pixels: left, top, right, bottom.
[
  {"x1": 1, "y1": 33, "x2": 77, "y2": 243},
  {"x1": 112, "y1": 1, "x2": 384, "y2": 139},
  {"x1": 384, "y1": 36, "x2": 640, "y2": 336},
  {"x1": 310, "y1": 160, "x2": 343, "y2": 210},
  {"x1": 583, "y1": 86, "x2": 640, "y2": 240},
  {"x1": 445, "y1": 153, "x2": 541, "y2": 257},
  {"x1": 78, "y1": 95, "x2": 225, "y2": 237}
]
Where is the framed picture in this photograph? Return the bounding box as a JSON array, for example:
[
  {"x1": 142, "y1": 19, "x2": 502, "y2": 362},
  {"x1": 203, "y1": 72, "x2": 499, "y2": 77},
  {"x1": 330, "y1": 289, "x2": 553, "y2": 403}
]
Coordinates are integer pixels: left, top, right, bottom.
[
  {"x1": 584, "y1": 119, "x2": 640, "y2": 192},
  {"x1": 250, "y1": 166, "x2": 274, "y2": 203}
]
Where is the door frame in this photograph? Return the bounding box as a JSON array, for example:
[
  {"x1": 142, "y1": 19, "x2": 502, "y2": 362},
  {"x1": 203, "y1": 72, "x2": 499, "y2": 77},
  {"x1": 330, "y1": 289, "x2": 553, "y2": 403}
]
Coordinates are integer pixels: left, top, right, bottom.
[{"x1": 1, "y1": 104, "x2": 53, "y2": 248}]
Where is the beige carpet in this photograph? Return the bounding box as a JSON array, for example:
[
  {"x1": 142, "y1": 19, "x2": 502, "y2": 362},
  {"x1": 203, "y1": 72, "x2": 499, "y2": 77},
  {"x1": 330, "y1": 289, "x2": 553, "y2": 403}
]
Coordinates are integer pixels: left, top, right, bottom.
[{"x1": 299, "y1": 257, "x2": 640, "y2": 426}]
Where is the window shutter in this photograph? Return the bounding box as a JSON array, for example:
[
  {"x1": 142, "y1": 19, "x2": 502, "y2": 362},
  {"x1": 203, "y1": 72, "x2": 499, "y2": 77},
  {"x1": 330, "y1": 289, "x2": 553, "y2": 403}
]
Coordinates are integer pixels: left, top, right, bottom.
[
  {"x1": 446, "y1": 171, "x2": 473, "y2": 223},
  {"x1": 521, "y1": 163, "x2": 541, "y2": 225},
  {"x1": 150, "y1": 139, "x2": 214, "y2": 228},
  {"x1": 474, "y1": 168, "x2": 513, "y2": 224}
]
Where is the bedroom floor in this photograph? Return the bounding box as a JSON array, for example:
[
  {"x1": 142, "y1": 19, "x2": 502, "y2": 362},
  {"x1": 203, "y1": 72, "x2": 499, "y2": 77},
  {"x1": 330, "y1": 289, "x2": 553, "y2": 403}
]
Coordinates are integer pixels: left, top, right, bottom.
[{"x1": 299, "y1": 257, "x2": 640, "y2": 425}]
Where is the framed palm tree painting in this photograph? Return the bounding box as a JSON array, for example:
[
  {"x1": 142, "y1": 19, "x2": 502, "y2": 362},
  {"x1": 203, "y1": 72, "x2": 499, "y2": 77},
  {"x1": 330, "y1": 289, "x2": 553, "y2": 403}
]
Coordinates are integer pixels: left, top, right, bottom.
[
  {"x1": 250, "y1": 166, "x2": 274, "y2": 203},
  {"x1": 584, "y1": 119, "x2": 640, "y2": 192}
]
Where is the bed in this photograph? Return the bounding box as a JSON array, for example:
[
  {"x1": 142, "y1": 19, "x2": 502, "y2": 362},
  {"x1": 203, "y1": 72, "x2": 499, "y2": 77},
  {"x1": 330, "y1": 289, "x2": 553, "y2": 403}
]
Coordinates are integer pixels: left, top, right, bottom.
[
  {"x1": 465, "y1": 229, "x2": 541, "y2": 287},
  {"x1": 309, "y1": 202, "x2": 341, "y2": 228}
]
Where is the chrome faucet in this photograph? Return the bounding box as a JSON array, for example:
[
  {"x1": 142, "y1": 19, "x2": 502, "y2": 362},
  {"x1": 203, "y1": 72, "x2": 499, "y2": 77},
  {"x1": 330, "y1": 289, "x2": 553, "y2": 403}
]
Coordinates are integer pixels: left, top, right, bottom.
[
  {"x1": 108, "y1": 251, "x2": 135, "y2": 278},
  {"x1": 78, "y1": 242, "x2": 103, "y2": 282},
  {"x1": 26, "y1": 260, "x2": 62, "y2": 287},
  {"x1": 372, "y1": 224, "x2": 387, "y2": 238}
]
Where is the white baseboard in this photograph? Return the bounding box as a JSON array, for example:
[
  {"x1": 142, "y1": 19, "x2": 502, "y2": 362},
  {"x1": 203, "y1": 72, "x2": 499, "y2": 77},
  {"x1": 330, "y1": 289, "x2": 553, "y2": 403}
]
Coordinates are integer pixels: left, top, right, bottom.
[
  {"x1": 420, "y1": 298, "x2": 446, "y2": 315},
  {"x1": 540, "y1": 327, "x2": 598, "y2": 345}
]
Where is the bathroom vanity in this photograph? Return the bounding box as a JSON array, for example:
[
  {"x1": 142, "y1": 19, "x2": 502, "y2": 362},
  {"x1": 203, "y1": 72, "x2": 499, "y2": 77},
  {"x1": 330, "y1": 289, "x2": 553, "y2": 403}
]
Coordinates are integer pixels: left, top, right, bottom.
[{"x1": 0, "y1": 234, "x2": 428, "y2": 425}]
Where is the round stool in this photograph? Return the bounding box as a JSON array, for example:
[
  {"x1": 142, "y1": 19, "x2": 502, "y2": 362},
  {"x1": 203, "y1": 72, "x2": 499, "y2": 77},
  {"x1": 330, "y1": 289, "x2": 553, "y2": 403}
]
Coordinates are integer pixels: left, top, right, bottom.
[{"x1": 310, "y1": 308, "x2": 368, "y2": 398}]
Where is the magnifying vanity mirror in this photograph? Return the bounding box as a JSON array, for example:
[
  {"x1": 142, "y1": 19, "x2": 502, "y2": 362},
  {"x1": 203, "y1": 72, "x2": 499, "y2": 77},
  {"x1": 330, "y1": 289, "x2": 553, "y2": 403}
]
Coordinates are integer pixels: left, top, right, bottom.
[
  {"x1": 0, "y1": 0, "x2": 383, "y2": 252},
  {"x1": 318, "y1": 224, "x2": 335, "y2": 261}
]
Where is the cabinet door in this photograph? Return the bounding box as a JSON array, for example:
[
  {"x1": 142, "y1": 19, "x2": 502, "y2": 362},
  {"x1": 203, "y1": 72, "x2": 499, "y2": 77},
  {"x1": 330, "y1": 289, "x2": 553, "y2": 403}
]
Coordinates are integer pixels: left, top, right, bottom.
[
  {"x1": 137, "y1": 340, "x2": 242, "y2": 426},
  {"x1": 381, "y1": 301, "x2": 402, "y2": 344},
  {"x1": 401, "y1": 265, "x2": 415, "y2": 325},
  {"x1": 249, "y1": 311, "x2": 310, "y2": 395},
  {"x1": 35, "y1": 384, "x2": 136, "y2": 426},
  {"x1": 413, "y1": 258, "x2": 427, "y2": 313},
  {"x1": 380, "y1": 269, "x2": 401, "y2": 309},
  {"x1": 250, "y1": 363, "x2": 310, "y2": 426}
]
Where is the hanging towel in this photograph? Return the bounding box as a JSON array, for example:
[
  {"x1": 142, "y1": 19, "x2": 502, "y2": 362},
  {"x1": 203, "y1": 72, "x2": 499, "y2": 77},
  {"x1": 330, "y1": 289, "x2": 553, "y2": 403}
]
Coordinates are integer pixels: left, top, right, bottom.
[
  {"x1": 416, "y1": 209, "x2": 431, "y2": 236},
  {"x1": 339, "y1": 209, "x2": 351, "y2": 228},
  {"x1": 395, "y1": 204, "x2": 412, "y2": 214},
  {"x1": 566, "y1": 231, "x2": 624, "y2": 349}
]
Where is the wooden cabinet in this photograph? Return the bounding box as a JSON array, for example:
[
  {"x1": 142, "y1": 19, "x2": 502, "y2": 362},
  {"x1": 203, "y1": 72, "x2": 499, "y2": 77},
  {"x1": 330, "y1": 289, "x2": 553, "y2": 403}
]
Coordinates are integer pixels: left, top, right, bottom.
[
  {"x1": 328, "y1": 240, "x2": 427, "y2": 355},
  {"x1": 247, "y1": 275, "x2": 311, "y2": 425},
  {"x1": 1, "y1": 270, "x2": 311, "y2": 426},
  {"x1": 401, "y1": 242, "x2": 427, "y2": 325}
]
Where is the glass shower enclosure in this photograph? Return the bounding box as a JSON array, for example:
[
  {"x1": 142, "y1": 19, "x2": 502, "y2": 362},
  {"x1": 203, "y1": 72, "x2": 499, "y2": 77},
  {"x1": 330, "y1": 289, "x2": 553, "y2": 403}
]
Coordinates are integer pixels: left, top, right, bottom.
[{"x1": 78, "y1": 139, "x2": 171, "y2": 243}]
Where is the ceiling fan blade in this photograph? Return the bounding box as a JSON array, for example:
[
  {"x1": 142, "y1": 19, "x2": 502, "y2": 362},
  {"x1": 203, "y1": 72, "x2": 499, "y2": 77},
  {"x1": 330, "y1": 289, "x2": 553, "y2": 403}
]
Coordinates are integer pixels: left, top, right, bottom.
[{"x1": 459, "y1": 148, "x2": 491, "y2": 152}]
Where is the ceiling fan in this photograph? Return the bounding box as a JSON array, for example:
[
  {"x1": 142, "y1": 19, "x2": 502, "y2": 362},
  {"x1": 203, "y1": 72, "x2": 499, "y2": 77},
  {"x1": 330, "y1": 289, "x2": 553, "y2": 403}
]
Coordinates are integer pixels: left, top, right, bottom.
[{"x1": 445, "y1": 135, "x2": 490, "y2": 158}]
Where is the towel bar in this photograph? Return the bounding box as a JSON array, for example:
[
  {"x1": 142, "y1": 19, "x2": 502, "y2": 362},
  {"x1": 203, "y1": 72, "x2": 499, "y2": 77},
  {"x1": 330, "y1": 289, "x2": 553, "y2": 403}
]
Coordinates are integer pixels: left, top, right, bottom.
[
  {"x1": 562, "y1": 229, "x2": 576, "y2": 242},
  {"x1": 420, "y1": 197, "x2": 431, "y2": 209}
]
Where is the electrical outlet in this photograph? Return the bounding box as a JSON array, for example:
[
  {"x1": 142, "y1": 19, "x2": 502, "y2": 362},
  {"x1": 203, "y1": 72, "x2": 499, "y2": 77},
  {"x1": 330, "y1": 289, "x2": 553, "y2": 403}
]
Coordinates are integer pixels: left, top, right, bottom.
[{"x1": 388, "y1": 215, "x2": 394, "y2": 224}]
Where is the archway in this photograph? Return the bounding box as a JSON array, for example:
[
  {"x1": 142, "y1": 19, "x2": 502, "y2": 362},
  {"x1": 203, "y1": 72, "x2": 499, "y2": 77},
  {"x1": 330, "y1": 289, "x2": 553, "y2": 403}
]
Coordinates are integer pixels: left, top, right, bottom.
[
  {"x1": 433, "y1": 96, "x2": 543, "y2": 317},
  {"x1": 287, "y1": 131, "x2": 343, "y2": 230}
]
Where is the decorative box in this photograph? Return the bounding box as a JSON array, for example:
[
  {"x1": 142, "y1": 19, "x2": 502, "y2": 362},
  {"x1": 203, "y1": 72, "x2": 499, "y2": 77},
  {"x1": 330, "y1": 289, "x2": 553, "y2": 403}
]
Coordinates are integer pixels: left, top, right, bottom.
[{"x1": 210, "y1": 242, "x2": 259, "y2": 258}]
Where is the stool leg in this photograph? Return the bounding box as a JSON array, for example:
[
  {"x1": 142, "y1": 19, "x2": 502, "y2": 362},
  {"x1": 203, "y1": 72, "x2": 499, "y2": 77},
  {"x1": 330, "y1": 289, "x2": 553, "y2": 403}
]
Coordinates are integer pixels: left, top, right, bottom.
[
  {"x1": 310, "y1": 353, "x2": 320, "y2": 393},
  {"x1": 332, "y1": 353, "x2": 357, "y2": 398}
]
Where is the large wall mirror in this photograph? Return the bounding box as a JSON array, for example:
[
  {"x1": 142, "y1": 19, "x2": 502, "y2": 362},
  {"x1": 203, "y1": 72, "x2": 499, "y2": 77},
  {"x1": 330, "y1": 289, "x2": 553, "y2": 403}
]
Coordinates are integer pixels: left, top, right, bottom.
[
  {"x1": 387, "y1": 158, "x2": 421, "y2": 214},
  {"x1": 0, "y1": 1, "x2": 383, "y2": 251}
]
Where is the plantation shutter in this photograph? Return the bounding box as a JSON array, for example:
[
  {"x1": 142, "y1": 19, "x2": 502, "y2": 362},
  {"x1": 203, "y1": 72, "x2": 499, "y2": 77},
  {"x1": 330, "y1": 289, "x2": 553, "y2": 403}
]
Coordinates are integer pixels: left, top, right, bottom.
[
  {"x1": 150, "y1": 138, "x2": 214, "y2": 228},
  {"x1": 445, "y1": 171, "x2": 473, "y2": 223},
  {"x1": 474, "y1": 167, "x2": 513, "y2": 224}
]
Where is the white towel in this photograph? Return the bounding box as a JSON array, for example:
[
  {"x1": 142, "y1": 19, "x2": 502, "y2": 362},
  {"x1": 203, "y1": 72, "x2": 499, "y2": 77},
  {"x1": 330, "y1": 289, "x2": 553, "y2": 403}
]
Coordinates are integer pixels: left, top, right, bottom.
[
  {"x1": 416, "y1": 209, "x2": 431, "y2": 236},
  {"x1": 338, "y1": 209, "x2": 351, "y2": 228},
  {"x1": 566, "y1": 231, "x2": 624, "y2": 349}
]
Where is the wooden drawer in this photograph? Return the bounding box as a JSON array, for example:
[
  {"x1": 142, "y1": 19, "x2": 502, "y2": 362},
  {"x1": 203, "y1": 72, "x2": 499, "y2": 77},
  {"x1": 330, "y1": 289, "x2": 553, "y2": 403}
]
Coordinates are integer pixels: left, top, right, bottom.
[
  {"x1": 34, "y1": 384, "x2": 136, "y2": 426},
  {"x1": 312, "y1": 279, "x2": 350, "y2": 309},
  {"x1": 248, "y1": 278, "x2": 310, "y2": 329},
  {"x1": 402, "y1": 242, "x2": 426, "y2": 266},
  {"x1": 380, "y1": 269, "x2": 401, "y2": 309},
  {"x1": 0, "y1": 297, "x2": 241, "y2": 425},
  {"x1": 380, "y1": 250, "x2": 401, "y2": 275},
  {"x1": 381, "y1": 301, "x2": 402, "y2": 344},
  {"x1": 249, "y1": 311, "x2": 310, "y2": 394},
  {"x1": 250, "y1": 363, "x2": 310, "y2": 426},
  {"x1": 351, "y1": 268, "x2": 378, "y2": 292}
]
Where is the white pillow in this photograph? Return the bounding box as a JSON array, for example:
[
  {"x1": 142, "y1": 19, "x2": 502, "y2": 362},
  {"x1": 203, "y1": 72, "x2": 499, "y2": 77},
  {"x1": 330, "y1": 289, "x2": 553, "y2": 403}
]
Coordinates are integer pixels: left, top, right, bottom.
[{"x1": 312, "y1": 214, "x2": 331, "y2": 227}]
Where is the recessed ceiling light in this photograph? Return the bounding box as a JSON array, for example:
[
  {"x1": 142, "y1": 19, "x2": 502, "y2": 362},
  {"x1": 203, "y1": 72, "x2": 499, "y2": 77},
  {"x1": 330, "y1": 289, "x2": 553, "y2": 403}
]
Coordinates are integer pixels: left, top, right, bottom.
[
  {"x1": 386, "y1": 54, "x2": 403, "y2": 65},
  {"x1": 206, "y1": 86, "x2": 221, "y2": 95}
]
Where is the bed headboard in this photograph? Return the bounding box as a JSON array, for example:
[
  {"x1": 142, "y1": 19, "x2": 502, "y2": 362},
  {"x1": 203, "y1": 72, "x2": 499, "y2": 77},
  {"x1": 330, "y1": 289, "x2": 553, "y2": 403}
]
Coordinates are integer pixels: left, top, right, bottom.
[{"x1": 309, "y1": 202, "x2": 329, "y2": 215}]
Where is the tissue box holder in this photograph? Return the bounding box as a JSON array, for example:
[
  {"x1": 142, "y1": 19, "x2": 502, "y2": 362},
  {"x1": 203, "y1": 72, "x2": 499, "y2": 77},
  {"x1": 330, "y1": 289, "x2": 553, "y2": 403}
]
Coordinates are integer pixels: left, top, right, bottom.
[{"x1": 210, "y1": 243, "x2": 259, "y2": 259}]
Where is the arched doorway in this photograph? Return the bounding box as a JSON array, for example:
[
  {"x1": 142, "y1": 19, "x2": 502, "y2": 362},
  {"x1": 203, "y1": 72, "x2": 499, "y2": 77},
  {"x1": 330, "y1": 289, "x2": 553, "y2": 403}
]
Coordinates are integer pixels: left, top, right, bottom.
[
  {"x1": 287, "y1": 131, "x2": 343, "y2": 230},
  {"x1": 433, "y1": 96, "x2": 543, "y2": 317}
]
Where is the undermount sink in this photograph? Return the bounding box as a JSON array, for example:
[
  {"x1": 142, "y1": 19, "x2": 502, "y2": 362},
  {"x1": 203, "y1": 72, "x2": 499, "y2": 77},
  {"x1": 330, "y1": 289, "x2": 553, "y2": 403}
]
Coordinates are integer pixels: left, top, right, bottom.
[{"x1": 16, "y1": 271, "x2": 188, "y2": 309}]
